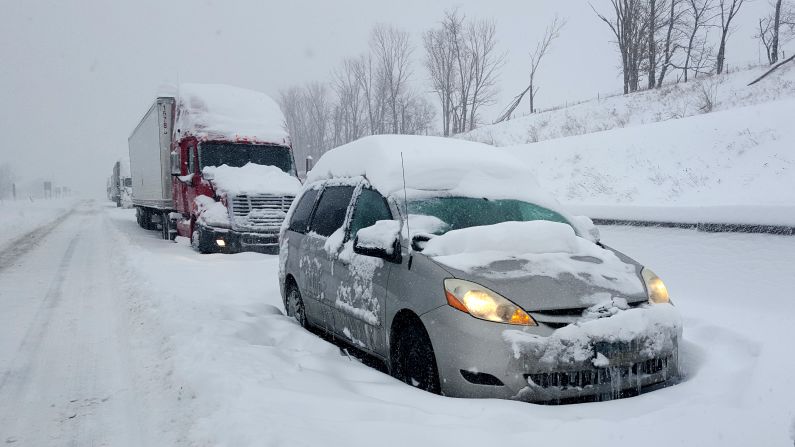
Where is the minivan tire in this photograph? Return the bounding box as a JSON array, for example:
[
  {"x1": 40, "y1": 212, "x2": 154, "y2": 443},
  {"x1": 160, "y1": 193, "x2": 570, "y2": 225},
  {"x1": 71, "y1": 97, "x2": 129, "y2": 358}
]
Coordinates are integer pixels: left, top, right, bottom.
[
  {"x1": 286, "y1": 285, "x2": 307, "y2": 328},
  {"x1": 391, "y1": 321, "x2": 441, "y2": 394}
]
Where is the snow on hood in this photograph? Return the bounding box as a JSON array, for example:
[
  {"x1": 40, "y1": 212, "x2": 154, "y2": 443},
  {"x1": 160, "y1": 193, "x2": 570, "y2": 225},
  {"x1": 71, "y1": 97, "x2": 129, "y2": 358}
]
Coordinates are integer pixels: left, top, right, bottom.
[
  {"x1": 175, "y1": 83, "x2": 290, "y2": 145},
  {"x1": 305, "y1": 135, "x2": 599, "y2": 241},
  {"x1": 202, "y1": 163, "x2": 301, "y2": 197},
  {"x1": 423, "y1": 221, "x2": 645, "y2": 296}
]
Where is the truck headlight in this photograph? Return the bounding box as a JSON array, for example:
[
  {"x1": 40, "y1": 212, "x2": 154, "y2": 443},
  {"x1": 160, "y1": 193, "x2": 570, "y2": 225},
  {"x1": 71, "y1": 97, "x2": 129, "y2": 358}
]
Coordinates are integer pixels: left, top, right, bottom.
[
  {"x1": 642, "y1": 268, "x2": 670, "y2": 304},
  {"x1": 444, "y1": 279, "x2": 536, "y2": 326}
]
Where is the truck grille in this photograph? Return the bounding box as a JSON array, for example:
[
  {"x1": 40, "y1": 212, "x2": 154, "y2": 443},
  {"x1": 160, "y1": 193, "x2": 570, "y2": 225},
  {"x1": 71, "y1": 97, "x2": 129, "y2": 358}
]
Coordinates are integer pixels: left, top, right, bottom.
[{"x1": 230, "y1": 194, "x2": 294, "y2": 232}]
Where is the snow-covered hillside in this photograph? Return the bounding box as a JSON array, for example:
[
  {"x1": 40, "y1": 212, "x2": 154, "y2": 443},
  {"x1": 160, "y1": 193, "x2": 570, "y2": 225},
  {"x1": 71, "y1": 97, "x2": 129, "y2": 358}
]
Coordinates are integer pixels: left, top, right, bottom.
[
  {"x1": 508, "y1": 98, "x2": 795, "y2": 225},
  {"x1": 457, "y1": 64, "x2": 795, "y2": 226},
  {"x1": 461, "y1": 63, "x2": 795, "y2": 147}
]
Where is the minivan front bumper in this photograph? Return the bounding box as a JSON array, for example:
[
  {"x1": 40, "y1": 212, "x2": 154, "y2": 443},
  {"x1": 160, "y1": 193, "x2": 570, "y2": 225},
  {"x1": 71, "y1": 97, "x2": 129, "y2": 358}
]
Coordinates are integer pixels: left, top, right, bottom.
[{"x1": 420, "y1": 303, "x2": 681, "y2": 403}]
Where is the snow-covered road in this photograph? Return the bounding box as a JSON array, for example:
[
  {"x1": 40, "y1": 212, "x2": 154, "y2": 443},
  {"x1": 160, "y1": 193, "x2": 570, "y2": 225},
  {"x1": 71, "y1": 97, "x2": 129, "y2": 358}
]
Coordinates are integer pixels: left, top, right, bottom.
[
  {"x1": 0, "y1": 202, "x2": 153, "y2": 446},
  {"x1": 1, "y1": 201, "x2": 793, "y2": 446}
]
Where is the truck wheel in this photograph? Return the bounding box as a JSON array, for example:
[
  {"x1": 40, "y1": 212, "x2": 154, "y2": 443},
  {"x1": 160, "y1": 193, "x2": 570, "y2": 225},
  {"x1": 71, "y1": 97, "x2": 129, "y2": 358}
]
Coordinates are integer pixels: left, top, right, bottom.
[
  {"x1": 160, "y1": 211, "x2": 172, "y2": 240},
  {"x1": 194, "y1": 225, "x2": 216, "y2": 254}
]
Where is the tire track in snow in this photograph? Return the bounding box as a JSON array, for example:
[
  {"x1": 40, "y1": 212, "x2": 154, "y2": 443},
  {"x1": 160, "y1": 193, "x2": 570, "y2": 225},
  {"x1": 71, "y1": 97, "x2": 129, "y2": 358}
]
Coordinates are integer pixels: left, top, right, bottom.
[
  {"x1": 0, "y1": 208, "x2": 75, "y2": 273},
  {"x1": 0, "y1": 231, "x2": 80, "y2": 394}
]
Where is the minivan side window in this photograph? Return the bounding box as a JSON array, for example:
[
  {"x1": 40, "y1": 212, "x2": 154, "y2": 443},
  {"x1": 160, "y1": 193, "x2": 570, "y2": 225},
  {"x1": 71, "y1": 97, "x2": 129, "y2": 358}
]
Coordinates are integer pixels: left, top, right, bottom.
[
  {"x1": 309, "y1": 186, "x2": 355, "y2": 237},
  {"x1": 349, "y1": 188, "x2": 392, "y2": 240},
  {"x1": 288, "y1": 189, "x2": 319, "y2": 234}
]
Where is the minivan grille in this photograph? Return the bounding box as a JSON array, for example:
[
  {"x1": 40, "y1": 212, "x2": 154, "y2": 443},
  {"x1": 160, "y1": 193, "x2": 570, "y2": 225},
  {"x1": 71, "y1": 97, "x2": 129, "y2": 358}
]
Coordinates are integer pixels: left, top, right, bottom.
[
  {"x1": 525, "y1": 356, "x2": 670, "y2": 389},
  {"x1": 230, "y1": 194, "x2": 294, "y2": 231}
]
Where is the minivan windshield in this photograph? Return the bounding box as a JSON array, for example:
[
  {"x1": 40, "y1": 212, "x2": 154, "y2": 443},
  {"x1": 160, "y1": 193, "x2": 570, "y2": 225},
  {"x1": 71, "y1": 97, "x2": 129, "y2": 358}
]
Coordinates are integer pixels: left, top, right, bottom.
[
  {"x1": 406, "y1": 196, "x2": 570, "y2": 235},
  {"x1": 199, "y1": 143, "x2": 295, "y2": 175}
]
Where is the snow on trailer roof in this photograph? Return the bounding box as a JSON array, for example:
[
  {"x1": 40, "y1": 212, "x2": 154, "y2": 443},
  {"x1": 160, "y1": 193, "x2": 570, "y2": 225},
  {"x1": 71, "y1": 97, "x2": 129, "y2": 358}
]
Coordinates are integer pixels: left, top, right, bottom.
[
  {"x1": 305, "y1": 135, "x2": 599, "y2": 240},
  {"x1": 173, "y1": 83, "x2": 289, "y2": 146}
]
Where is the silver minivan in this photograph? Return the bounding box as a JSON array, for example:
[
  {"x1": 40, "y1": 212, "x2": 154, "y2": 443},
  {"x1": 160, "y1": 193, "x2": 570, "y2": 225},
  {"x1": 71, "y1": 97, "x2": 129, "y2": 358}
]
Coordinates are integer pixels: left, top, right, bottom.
[{"x1": 278, "y1": 135, "x2": 681, "y2": 403}]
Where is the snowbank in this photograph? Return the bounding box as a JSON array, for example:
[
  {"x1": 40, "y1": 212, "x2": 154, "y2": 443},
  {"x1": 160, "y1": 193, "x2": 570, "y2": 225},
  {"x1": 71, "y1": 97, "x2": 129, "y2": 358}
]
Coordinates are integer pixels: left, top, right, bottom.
[
  {"x1": 202, "y1": 162, "x2": 301, "y2": 197},
  {"x1": 175, "y1": 83, "x2": 290, "y2": 145}
]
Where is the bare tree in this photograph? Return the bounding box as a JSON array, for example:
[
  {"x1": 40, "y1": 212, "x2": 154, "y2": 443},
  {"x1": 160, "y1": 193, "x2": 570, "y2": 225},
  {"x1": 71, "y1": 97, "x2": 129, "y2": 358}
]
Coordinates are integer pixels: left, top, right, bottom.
[
  {"x1": 680, "y1": 0, "x2": 717, "y2": 81},
  {"x1": 424, "y1": 26, "x2": 457, "y2": 136},
  {"x1": 593, "y1": 0, "x2": 651, "y2": 94},
  {"x1": 465, "y1": 18, "x2": 505, "y2": 130},
  {"x1": 757, "y1": 0, "x2": 795, "y2": 64},
  {"x1": 332, "y1": 58, "x2": 367, "y2": 145},
  {"x1": 371, "y1": 24, "x2": 414, "y2": 134},
  {"x1": 715, "y1": 0, "x2": 747, "y2": 73},
  {"x1": 494, "y1": 16, "x2": 564, "y2": 123},
  {"x1": 656, "y1": 0, "x2": 687, "y2": 86},
  {"x1": 424, "y1": 9, "x2": 505, "y2": 134}
]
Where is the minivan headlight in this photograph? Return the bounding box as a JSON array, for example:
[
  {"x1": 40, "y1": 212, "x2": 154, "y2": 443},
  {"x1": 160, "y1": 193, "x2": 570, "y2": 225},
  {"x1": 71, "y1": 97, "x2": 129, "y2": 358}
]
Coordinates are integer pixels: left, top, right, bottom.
[
  {"x1": 444, "y1": 279, "x2": 536, "y2": 326},
  {"x1": 642, "y1": 267, "x2": 670, "y2": 304}
]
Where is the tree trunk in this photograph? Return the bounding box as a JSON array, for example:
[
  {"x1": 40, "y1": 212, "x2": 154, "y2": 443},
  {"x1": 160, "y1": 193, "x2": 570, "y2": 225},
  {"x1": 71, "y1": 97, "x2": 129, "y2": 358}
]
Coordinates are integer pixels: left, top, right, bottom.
[
  {"x1": 716, "y1": 29, "x2": 728, "y2": 74},
  {"x1": 771, "y1": 0, "x2": 783, "y2": 64},
  {"x1": 648, "y1": 0, "x2": 658, "y2": 89}
]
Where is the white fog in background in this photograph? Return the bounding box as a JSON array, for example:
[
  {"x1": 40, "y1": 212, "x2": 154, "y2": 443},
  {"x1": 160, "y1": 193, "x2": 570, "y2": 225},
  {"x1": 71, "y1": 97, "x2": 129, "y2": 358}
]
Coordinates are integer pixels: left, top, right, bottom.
[{"x1": 0, "y1": 0, "x2": 775, "y2": 197}]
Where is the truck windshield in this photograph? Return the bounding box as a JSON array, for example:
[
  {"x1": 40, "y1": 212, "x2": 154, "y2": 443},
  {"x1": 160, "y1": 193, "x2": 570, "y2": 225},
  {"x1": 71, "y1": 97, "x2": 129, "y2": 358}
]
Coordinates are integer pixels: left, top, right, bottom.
[
  {"x1": 199, "y1": 143, "x2": 295, "y2": 174},
  {"x1": 406, "y1": 197, "x2": 570, "y2": 235}
]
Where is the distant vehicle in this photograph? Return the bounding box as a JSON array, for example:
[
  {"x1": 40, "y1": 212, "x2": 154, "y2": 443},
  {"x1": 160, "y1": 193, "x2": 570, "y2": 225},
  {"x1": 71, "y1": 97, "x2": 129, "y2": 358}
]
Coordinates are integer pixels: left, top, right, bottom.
[
  {"x1": 109, "y1": 160, "x2": 122, "y2": 207},
  {"x1": 108, "y1": 158, "x2": 133, "y2": 208},
  {"x1": 279, "y1": 135, "x2": 681, "y2": 403},
  {"x1": 128, "y1": 84, "x2": 300, "y2": 253}
]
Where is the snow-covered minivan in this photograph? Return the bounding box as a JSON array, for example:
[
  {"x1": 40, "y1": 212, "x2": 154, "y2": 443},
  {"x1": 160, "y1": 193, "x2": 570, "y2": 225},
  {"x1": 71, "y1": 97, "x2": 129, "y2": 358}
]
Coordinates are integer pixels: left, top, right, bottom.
[{"x1": 278, "y1": 135, "x2": 681, "y2": 403}]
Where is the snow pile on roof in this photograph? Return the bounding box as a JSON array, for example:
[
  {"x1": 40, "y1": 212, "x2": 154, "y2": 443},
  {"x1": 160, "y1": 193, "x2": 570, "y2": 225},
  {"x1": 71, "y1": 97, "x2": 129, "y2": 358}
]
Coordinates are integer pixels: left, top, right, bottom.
[
  {"x1": 306, "y1": 135, "x2": 555, "y2": 203},
  {"x1": 175, "y1": 83, "x2": 289, "y2": 145},
  {"x1": 424, "y1": 221, "x2": 644, "y2": 295},
  {"x1": 202, "y1": 163, "x2": 301, "y2": 197}
]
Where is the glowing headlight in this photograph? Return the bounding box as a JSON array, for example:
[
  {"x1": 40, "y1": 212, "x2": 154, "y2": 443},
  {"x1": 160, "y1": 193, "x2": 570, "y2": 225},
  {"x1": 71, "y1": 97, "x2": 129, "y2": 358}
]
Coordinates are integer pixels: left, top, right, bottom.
[
  {"x1": 444, "y1": 279, "x2": 536, "y2": 326},
  {"x1": 642, "y1": 267, "x2": 670, "y2": 304}
]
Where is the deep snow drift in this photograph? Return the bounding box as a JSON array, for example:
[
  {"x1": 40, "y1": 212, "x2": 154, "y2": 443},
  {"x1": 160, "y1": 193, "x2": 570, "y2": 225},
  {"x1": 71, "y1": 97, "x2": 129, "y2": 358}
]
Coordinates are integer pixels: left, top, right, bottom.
[{"x1": 104, "y1": 206, "x2": 795, "y2": 446}]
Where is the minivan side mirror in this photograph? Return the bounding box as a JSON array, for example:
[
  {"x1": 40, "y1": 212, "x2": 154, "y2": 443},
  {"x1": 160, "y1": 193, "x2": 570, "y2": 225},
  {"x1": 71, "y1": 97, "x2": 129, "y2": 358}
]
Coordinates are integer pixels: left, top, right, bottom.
[{"x1": 352, "y1": 220, "x2": 402, "y2": 264}]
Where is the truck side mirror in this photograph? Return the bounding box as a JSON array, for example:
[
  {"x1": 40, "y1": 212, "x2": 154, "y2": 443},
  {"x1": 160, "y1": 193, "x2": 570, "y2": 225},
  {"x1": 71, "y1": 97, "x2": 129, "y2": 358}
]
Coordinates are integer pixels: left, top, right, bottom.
[{"x1": 170, "y1": 151, "x2": 181, "y2": 176}]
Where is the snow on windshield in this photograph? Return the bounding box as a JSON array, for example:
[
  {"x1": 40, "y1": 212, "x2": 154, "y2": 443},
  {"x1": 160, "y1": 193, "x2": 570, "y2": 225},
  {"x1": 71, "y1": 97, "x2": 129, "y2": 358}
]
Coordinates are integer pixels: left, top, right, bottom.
[{"x1": 175, "y1": 83, "x2": 290, "y2": 145}]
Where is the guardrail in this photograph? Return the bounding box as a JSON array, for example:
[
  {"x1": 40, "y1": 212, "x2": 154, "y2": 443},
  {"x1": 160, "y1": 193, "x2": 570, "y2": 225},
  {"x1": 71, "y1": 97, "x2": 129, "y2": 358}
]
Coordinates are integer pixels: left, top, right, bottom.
[{"x1": 592, "y1": 218, "x2": 795, "y2": 236}]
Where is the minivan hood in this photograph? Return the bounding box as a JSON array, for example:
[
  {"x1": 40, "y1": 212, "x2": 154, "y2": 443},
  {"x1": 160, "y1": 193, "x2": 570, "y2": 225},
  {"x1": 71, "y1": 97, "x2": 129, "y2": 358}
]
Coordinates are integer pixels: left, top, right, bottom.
[{"x1": 421, "y1": 221, "x2": 647, "y2": 311}]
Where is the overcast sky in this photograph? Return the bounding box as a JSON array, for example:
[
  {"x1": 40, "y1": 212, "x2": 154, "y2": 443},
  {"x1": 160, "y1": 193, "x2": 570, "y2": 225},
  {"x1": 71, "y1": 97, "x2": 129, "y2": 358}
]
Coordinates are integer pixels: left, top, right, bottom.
[{"x1": 0, "y1": 0, "x2": 777, "y2": 197}]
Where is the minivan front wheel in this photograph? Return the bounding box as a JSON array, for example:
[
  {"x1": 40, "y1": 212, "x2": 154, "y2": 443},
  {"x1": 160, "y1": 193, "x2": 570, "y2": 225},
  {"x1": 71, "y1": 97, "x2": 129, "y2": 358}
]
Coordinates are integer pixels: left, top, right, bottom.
[
  {"x1": 391, "y1": 320, "x2": 441, "y2": 394},
  {"x1": 286, "y1": 286, "x2": 307, "y2": 328}
]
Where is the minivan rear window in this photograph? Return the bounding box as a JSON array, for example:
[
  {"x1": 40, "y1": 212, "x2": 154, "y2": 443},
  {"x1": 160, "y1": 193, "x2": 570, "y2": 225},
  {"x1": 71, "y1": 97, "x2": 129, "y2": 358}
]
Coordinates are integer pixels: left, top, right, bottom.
[{"x1": 308, "y1": 186, "x2": 355, "y2": 237}]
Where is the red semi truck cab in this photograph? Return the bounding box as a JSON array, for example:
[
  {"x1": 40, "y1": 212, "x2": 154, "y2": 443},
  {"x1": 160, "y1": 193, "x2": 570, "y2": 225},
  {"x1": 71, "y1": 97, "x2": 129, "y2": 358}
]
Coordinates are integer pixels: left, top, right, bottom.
[{"x1": 129, "y1": 84, "x2": 300, "y2": 253}]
